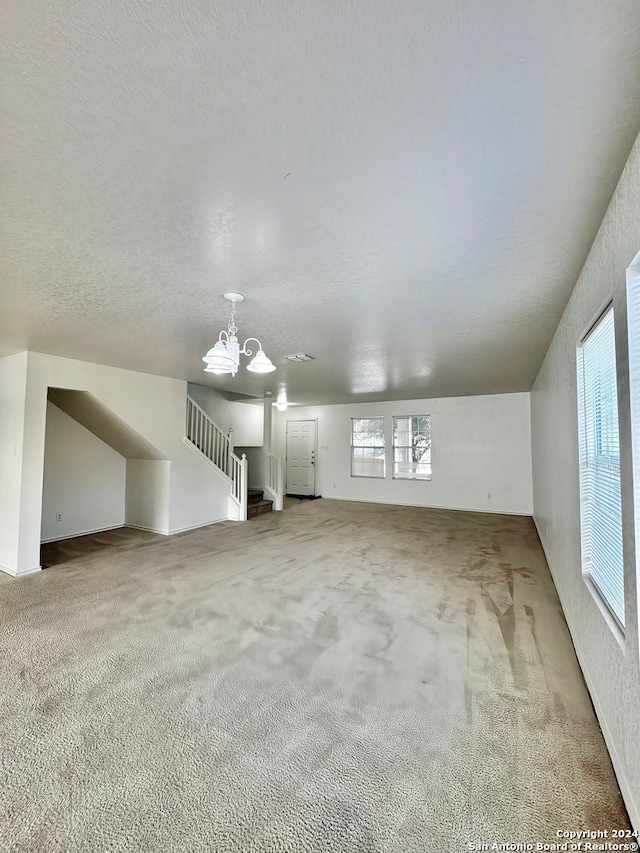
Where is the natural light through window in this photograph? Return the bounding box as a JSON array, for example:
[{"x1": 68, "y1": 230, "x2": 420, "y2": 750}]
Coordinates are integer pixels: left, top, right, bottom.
[
  {"x1": 626, "y1": 254, "x2": 640, "y2": 638},
  {"x1": 576, "y1": 305, "x2": 624, "y2": 630},
  {"x1": 351, "y1": 417, "x2": 385, "y2": 478},
  {"x1": 393, "y1": 415, "x2": 432, "y2": 480}
]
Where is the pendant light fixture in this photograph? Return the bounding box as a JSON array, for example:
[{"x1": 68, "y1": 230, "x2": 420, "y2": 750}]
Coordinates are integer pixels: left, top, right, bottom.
[
  {"x1": 276, "y1": 389, "x2": 288, "y2": 411},
  {"x1": 203, "y1": 293, "x2": 276, "y2": 376}
]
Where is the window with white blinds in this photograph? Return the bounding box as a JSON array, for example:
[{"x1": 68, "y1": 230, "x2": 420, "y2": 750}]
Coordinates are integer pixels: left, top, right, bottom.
[
  {"x1": 627, "y1": 269, "x2": 640, "y2": 636},
  {"x1": 576, "y1": 305, "x2": 624, "y2": 629},
  {"x1": 351, "y1": 417, "x2": 385, "y2": 478}
]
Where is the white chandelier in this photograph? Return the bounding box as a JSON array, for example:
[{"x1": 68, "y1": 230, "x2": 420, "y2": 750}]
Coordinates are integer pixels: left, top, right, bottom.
[{"x1": 203, "y1": 292, "x2": 276, "y2": 376}]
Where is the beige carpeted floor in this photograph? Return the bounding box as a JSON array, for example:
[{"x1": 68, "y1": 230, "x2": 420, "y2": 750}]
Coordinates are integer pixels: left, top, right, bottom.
[{"x1": 0, "y1": 500, "x2": 630, "y2": 852}]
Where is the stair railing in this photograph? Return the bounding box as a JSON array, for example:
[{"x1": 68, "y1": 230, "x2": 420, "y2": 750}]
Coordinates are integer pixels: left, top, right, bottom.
[
  {"x1": 265, "y1": 451, "x2": 284, "y2": 511},
  {"x1": 185, "y1": 396, "x2": 231, "y2": 476},
  {"x1": 185, "y1": 395, "x2": 247, "y2": 520}
]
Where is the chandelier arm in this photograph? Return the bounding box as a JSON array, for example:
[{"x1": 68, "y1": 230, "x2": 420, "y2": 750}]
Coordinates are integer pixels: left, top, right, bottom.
[{"x1": 240, "y1": 337, "x2": 263, "y2": 357}]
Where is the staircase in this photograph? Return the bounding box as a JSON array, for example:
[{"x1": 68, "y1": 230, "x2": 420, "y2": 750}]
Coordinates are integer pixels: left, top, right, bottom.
[
  {"x1": 185, "y1": 395, "x2": 248, "y2": 521},
  {"x1": 184, "y1": 395, "x2": 282, "y2": 522},
  {"x1": 247, "y1": 489, "x2": 273, "y2": 518}
]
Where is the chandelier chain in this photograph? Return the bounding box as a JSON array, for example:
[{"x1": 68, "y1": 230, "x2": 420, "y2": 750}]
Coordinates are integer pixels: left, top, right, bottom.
[{"x1": 228, "y1": 300, "x2": 238, "y2": 336}]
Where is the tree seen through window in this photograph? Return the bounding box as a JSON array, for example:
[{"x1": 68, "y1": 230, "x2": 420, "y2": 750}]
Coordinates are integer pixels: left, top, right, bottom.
[{"x1": 393, "y1": 416, "x2": 431, "y2": 480}]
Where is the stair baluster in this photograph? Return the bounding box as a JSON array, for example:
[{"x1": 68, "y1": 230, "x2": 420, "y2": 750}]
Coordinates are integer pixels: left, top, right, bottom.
[{"x1": 184, "y1": 396, "x2": 248, "y2": 520}]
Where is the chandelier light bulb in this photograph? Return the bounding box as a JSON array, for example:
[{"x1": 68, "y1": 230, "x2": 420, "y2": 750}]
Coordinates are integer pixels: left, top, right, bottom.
[{"x1": 247, "y1": 349, "x2": 276, "y2": 374}]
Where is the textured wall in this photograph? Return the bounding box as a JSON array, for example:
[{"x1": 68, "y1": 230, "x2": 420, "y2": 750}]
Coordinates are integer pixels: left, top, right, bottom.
[
  {"x1": 531, "y1": 134, "x2": 640, "y2": 826},
  {"x1": 276, "y1": 392, "x2": 532, "y2": 515},
  {"x1": 187, "y1": 384, "x2": 263, "y2": 447},
  {"x1": 41, "y1": 402, "x2": 126, "y2": 542},
  {"x1": 125, "y1": 460, "x2": 171, "y2": 534},
  {"x1": 3, "y1": 352, "x2": 231, "y2": 574},
  {"x1": 0, "y1": 353, "x2": 30, "y2": 574}
]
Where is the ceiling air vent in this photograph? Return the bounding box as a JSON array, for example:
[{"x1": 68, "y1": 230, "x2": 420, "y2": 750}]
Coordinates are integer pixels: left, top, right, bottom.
[{"x1": 285, "y1": 353, "x2": 314, "y2": 362}]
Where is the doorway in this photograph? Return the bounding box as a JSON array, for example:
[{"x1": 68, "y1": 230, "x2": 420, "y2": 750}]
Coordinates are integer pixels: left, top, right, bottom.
[{"x1": 286, "y1": 420, "x2": 316, "y2": 496}]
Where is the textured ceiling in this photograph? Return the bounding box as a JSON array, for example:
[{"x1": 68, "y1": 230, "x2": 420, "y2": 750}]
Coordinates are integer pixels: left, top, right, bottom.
[{"x1": 2, "y1": 1, "x2": 640, "y2": 406}]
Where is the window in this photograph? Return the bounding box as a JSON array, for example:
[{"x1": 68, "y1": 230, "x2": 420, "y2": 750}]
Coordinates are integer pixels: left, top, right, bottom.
[
  {"x1": 393, "y1": 415, "x2": 432, "y2": 480},
  {"x1": 627, "y1": 257, "x2": 640, "y2": 639},
  {"x1": 577, "y1": 306, "x2": 624, "y2": 629},
  {"x1": 351, "y1": 417, "x2": 385, "y2": 478}
]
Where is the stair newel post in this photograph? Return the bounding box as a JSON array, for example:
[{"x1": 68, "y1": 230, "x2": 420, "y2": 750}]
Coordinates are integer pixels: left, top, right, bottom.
[
  {"x1": 240, "y1": 453, "x2": 248, "y2": 521},
  {"x1": 228, "y1": 427, "x2": 234, "y2": 478},
  {"x1": 277, "y1": 452, "x2": 283, "y2": 511}
]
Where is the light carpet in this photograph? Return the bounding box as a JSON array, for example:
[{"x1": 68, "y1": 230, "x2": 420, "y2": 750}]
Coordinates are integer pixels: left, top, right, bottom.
[{"x1": 0, "y1": 500, "x2": 630, "y2": 851}]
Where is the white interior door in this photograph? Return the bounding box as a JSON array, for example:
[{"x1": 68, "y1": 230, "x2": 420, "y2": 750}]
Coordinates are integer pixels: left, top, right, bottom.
[{"x1": 286, "y1": 420, "x2": 316, "y2": 496}]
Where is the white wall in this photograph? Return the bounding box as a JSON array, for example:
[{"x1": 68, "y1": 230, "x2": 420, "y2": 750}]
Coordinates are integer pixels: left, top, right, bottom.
[
  {"x1": 41, "y1": 402, "x2": 126, "y2": 542},
  {"x1": 531, "y1": 133, "x2": 640, "y2": 827},
  {"x1": 234, "y1": 446, "x2": 265, "y2": 489},
  {"x1": 125, "y1": 460, "x2": 171, "y2": 533},
  {"x1": 0, "y1": 352, "x2": 31, "y2": 575},
  {"x1": 0, "y1": 352, "x2": 231, "y2": 575},
  {"x1": 187, "y1": 383, "x2": 263, "y2": 447},
  {"x1": 276, "y1": 392, "x2": 532, "y2": 515}
]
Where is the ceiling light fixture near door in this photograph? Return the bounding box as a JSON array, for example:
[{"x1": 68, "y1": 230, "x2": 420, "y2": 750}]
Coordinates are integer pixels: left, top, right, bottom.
[
  {"x1": 203, "y1": 293, "x2": 276, "y2": 376},
  {"x1": 276, "y1": 389, "x2": 288, "y2": 412}
]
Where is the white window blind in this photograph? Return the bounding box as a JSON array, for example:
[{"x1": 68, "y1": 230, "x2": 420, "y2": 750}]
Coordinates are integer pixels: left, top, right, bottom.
[
  {"x1": 576, "y1": 306, "x2": 624, "y2": 629},
  {"x1": 351, "y1": 417, "x2": 385, "y2": 478},
  {"x1": 627, "y1": 271, "x2": 640, "y2": 635}
]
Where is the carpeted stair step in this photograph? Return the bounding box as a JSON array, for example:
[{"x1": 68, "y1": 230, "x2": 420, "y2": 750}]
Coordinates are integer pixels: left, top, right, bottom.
[{"x1": 247, "y1": 489, "x2": 273, "y2": 518}]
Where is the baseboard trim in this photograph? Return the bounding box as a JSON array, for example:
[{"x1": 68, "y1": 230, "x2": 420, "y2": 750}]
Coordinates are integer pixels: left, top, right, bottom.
[
  {"x1": 125, "y1": 524, "x2": 169, "y2": 536},
  {"x1": 0, "y1": 563, "x2": 42, "y2": 578},
  {"x1": 40, "y1": 523, "x2": 127, "y2": 545},
  {"x1": 40, "y1": 517, "x2": 229, "y2": 544},
  {"x1": 532, "y1": 516, "x2": 639, "y2": 832},
  {"x1": 167, "y1": 516, "x2": 228, "y2": 535},
  {"x1": 323, "y1": 495, "x2": 532, "y2": 516}
]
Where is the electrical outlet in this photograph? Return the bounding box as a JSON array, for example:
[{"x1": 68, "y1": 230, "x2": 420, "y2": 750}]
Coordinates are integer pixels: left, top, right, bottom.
[
  {"x1": 487, "y1": 492, "x2": 493, "y2": 501},
  {"x1": 55, "y1": 512, "x2": 63, "y2": 522}
]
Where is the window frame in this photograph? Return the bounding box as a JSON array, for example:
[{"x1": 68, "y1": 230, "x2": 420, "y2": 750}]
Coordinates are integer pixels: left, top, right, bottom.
[
  {"x1": 576, "y1": 303, "x2": 625, "y2": 633},
  {"x1": 626, "y1": 253, "x2": 640, "y2": 646},
  {"x1": 392, "y1": 415, "x2": 432, "y2": 481},
  {"x1": 350, "y1": 416, "x2": 385, "y2": 479}
]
